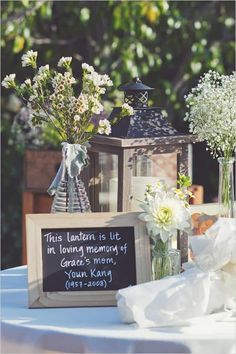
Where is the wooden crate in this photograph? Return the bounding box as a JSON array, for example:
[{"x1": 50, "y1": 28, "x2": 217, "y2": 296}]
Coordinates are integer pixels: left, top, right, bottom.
[{"x1": 24, "y1": 149, "x2": 62, "y2": 191}]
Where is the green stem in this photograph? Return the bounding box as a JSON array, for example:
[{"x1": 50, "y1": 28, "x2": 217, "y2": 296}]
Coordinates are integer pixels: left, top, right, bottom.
[
  {"x1": 38, "y1": 105, "x2": 65, "y2": 140},
  {"x1": 152, "y1": 239, "x2": 172, "y2": 280},
  {"x1": 218, "y1": 155, "x2": 235, "y2": 218},
  {"x1": 222, "y1": 162, "x2": 230, "y2": 211}
]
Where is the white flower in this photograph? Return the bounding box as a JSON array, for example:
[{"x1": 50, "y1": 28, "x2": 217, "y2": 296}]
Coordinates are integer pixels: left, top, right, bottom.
[
  {"x1": 87, "y1": 71, "x2": 103, "y2": 87},
  {"x1": 82, "y1": 65, "x2": 112, "y2": 91},
  {"x1": 86, "y1": 71, "x2": 113, "y2": 88},
  {"x1": 78, "y1": 93, "x2": 88, "y2": 103},
  {"x1": 68, "y1": 107, "x2": 74, "y2": 114},
  {"x1": 57, "y1": 102, "x2": 64, "y2": 109},
  {"x1": 38, "y1": 65, "x2": 49, "y2": 73},
  {"x1": 29, "y1": 94, "x2": 37, "y2": 102},
  {"x1": 2, "y1": 74, "x2": 16, "y2": 88},
  {"x1": 2, "y1": 55, "x2": 120, "y2": 144},
  {"x1": 33, "y1": 76, "x2": 40, "y2": 84},
  {"x1": 139, "y1": 180, "x2": 191, "y2": 243},
  {"x1": 139, "y1": 196, "x2": 191, "y2": 242},
  {"x1": 68, "y1": 97, "x2": 76, "y2": 112},
  {"x1": 52, "y1": 73, "x2": 63, "y2": 88},
  {"x1": 24, "y1": 78, "x2": 31, "y2": 85},
  {"x1": 21, "y1": 50, "x2": 38, "y2": 68},
  {"x1": 121, "y1": 103, "x2": 134, "y2": 116},
  {"x1": 161, "y1": 109, "x2": 168, "y2": 118},
  {"x1": 97, "y1": 119, "x2": 111, "y2": 135},
  {"x1": 75, "y1": 94, "x2": 88, "y2": 114},
  {"x1": 184, "y1": 71, "x2": 236, "y2": 158},
  {"x1": 92, "y1": 103, "x2": 103, "y2": 114},
  {"x1": 49, "y1": 94, "x2": 56, "y2": 101},
  {"x1": 32, "y1": 82, "x2": 38, "y2": 91},
  {"x1": 90, "y1": 97, "x2": 103, "y2": 114},
  {"x1": 96, "y1": 87, "x2": 106, "y2": 95},
  {"x1": 57, "y1": 84, "x2": 65, "y2": 92},
  {"x1": 74, "y1": 114, "x2": 81, "y2": 121},
  {"x1": 82, "y1": 63, "x2": 94, "y2": 73},
  {"x1": 69, "y1": 96, "x2": 77, "y2": 103},
  {"x1": 57, "y1": 94, "x2": 64, "y2": 101},
  {"x1": 78, "y1": 105, "x2": 87, "y2": 114},
  {"x1": 69, "y1": 77, "x2": 76, "y2": 85},
  {"x1": 58, "y1": 56, "x2": 72, "y2": 68},
  {"x1": 100, "y1": 74, "x2": 113, "y2": 87},
  {"x1": 52, "y1": 72, "x2": 75, "y2": 93},
  {"x1": 33, "y1": 65, "x2": 50, "y2": 83},
  {"x1": 64, "y1": 71, "x2": 76, "y2": 84}
]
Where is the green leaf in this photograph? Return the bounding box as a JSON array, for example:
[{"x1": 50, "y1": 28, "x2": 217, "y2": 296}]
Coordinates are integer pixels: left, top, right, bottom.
[
  {"x1": 177, "y1": 174, "x2": 192, "y2": 188},
  {"x1": 21, "y1": 0, "x2": 29, "y2": 7},
  {"x1": 190, "y1": 62, "x2": 202, "y2": 74},
  {"x1": 80, "y1": 8, "x2": 90, "y2": 22},
  {"x1": 40, "y1": 4, "x2": 52, "y2": 19},
  {"x1": 23, "y1": 27, "x2": 30, "y2": 39},
  {"x1": 136, "y1": 43, "x2": 143, "y2": 58},
  {"x1": 13, "y1": 36, "x2": 25, "y2": 53}
]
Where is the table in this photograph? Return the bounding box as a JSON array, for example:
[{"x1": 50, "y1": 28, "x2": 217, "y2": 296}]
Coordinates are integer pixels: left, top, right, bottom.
[{"x1": 1, "y1": 266, "x2": 236, "y2": 354}]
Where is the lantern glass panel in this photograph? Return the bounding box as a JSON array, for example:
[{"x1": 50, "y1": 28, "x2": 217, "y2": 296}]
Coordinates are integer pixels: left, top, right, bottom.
[
  {"x1": 92, "y1": 150, "x2": 177, "y2": 212},
  {"x1": 130, "y1": 152, "x2": 177, "y2": 211},
  {"x1": 95, "y1": 152, "x2": 118, "y2": 212}
]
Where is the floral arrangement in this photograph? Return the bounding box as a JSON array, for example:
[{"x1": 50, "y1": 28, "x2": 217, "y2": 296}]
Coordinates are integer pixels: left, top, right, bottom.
[
  {"x1": 139, "y1": 174, "x2": 192, "y2": 243},
  {"x1": 184, "y1": 70, "x2": 236, "y2": 218},
  {"x1": 139, "y1": 174, "x2": 192, "y2": 279},
  {"x1": 2, "y1": 50, "x2": 133, "y2": 144},
  {"x1": 184, "y1": 70, "x2": 236, "y2": 159}
]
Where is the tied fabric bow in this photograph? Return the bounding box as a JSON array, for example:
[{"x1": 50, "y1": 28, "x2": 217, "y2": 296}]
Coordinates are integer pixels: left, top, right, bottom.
[{"x1": 48, "y1": 142, "x2": 88, "y2": 196}]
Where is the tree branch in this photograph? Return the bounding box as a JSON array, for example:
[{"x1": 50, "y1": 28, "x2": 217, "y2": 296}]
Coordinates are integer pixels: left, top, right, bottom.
[
  {"x1": 32, "y1": 36, "x2": 78, "y2": 46},
  {"x1": 2, "y1": 0, "x2": 47, "y2": 25}
]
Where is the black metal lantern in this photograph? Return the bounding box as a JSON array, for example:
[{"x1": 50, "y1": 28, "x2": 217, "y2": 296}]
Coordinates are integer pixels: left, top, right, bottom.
[{"x1": 110, "y1": 77, "x2": 179, "y2": 138}]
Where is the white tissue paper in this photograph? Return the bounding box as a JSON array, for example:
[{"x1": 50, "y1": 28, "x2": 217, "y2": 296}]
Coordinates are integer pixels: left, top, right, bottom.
[{"x1": 116, "y1": 218, "x2": 236, "y2": 327}]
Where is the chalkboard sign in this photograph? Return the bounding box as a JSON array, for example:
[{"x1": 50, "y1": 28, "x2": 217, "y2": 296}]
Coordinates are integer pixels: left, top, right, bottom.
[
  {"x1": 26, "y1": 212, "x2": 151, "y2": 308},
  {"x1": 42, "y1": 227, "x2": 136, "y2": 292}
]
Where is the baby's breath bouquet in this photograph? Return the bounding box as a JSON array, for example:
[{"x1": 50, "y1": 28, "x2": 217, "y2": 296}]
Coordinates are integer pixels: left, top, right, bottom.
[
  {"x1": 2, "y1": 50, "x2": 134, "y2": 213},
  {"x1": 184, "y1": 71, "x2": 236, "y2": 218},
  {"x1": 2, "y1": 50, "x2": 133, "y2": 144},
  {"x1": 139, "y1": 174, "x2": 192, "y2": 279},
  {"x1": 184, "y1": 71, "x2": 236, "y2": 159}
]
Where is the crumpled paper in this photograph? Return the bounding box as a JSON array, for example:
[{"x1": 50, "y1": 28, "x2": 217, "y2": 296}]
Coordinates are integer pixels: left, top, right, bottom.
[
  {"x1": 48, "y1": 142, "x2": 88, "y2": 196},
  {"x1": 189, "y1": 217, "x2": 236, "y2": 272},
  {"x1": 116, "y1": 218, "x2": 236, "y2": 328}
]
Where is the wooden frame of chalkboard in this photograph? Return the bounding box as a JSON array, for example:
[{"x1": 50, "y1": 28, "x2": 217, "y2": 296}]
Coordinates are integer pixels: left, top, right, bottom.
[{"x1": 26, "y1": 212, "x2": 152, "y2": 308}]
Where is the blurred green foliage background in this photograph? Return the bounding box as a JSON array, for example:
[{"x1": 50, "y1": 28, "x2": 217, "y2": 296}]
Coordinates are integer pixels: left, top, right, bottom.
[{"x1": 1, "y1": 0, "x2": 235, "y2": 269}]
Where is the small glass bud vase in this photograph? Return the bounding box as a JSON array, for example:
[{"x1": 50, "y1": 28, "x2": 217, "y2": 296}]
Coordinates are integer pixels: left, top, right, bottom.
[
  {"x1": 151, "y1": 238, "x2": 181, "y2": 280},
  {"x1": 218, "y1": 157, "x2": 235, "y2": 218},
  {"x1": 48, "y1": 142, "x2": 91, "y2": 213}
]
